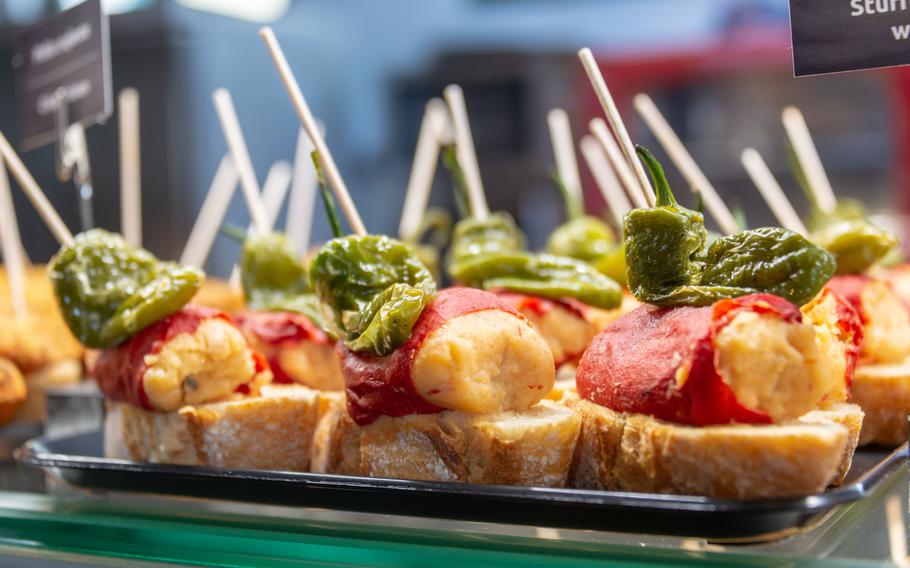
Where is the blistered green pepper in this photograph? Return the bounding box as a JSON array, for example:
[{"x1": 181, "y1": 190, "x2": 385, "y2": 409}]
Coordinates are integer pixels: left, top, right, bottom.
[
  {"x1": 239, "y1": 232, "x2": 325, "y2": 326},
  {"x1": 625, "y1": 147, "x2": 835, "y2": 307},
  {"x1": 448, "y1": 211, "x2": 526, "y2": 264},
  {"x1": 788, "y1": 150, "x2": 898, "y2": 273},
  {"x1": 309, "y1": 235, "x2": 436, "y2": 357},
  {"x1": 592, "y1": 246, "x2": 627, "y2": 287},
  {"x1": 451, "y1": 250, "x2": 621, "y2": 309},
  {"x1": 546, "y1": 216, "x2": 616, "y2": 263},
  {"x1": 812, "y1": 220, "x2": 899, "y2": 275},
  {"x1": 50, "y1": 229, "x2": 203, "y2": 348}
]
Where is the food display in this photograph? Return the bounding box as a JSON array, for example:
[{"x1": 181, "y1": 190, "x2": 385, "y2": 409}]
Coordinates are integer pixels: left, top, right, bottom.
[
  {"x1": 50, "y1": 229, "x2": 331, "y2": 471},
  {"x1": 569, "y1": 147, "x2": 864, "y2": 499},
  {"x1": 0, "y1": 266, "x2": 84, "y2": 423}
]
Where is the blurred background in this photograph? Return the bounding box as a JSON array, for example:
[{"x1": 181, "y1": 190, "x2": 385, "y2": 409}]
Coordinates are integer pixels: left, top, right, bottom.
[{"x1": 0, "y1": 0, "x2": 906, "y2": 275}]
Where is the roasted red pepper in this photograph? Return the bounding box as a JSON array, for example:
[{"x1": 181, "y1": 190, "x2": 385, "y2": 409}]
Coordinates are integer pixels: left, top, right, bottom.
[
  {"x1": 339, "y1": 287, "x2": 523, "y2": 425},
  {"x1": 576, "y1": 294, "x2": 806, "y2": 426}
]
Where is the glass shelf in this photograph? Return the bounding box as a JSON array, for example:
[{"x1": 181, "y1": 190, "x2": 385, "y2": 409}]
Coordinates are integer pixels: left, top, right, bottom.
[{"x1": 0, "y1": 451, "x2": 907, "y2": 567}]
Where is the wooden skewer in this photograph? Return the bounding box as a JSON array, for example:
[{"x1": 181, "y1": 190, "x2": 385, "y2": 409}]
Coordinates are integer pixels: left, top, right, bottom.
[
  {"x1": 259, "y1": 27, "x2": 366, "y2": 236},
  {"x1": 443, "y1": 84, "x2": 490, "y2": 219},
  {"x1": 213, "y1": 88, "x2": 271, "y2": 237},
  {"x1": 782, "y1": 106, "x2": 837, "y2": 215},
  {"x1": 286, "y1": 127, "x2": 319, "y2": 256},
  {"x1": 400, "y1": 98, "x2": 449, "y2": 241},
  {"x1": 547, "y1": 108, "x2": 584, "y2": 208},
  {"x1": 0, "y1": 159, "x2": 27, "y2": 318},
  {"x1": 118, "y1": 87, "x2": 142, "y2": 247},
  {"x1": 590, "y1": 118, "x2": 648, "y2": 209},
  {"x1": 580, "y1": 134, "x2": 631, "y2": 228},
  {"x1": 229, "y1": 160, "x2": 293, "y2": 286},
  {"x1": 741, "y1": 148, "x2": 808, "y2": 235},
  {"x1": 578, "y1": 47, "x2": 654, "y2": 206},
  {"x1": 179, "y1": 155, "x2": 239, "y2": 268},
  {"x1": 0, "y1": 130, "x2": 73, "y2": 246},
  {"x1": 634, "y1": 93, "x2": 739, "y2": 234}
]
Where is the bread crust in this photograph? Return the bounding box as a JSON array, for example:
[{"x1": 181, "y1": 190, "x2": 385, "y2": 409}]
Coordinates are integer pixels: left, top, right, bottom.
[
  {"x1": 313, "y1": 401, "x2": 580, "y2": 487},
  {"x1": 568, "y1": 399, "x2": 848, "y2": 499},
  {"x1": 852, "y1": 364, "x2": 910, "y2": 446},
  {"x1": 799, "y1": 402, "x2": 864, "y2": 484},
  {"x1": 112, "y1": 385, "x2": 324, "y2": 470}
]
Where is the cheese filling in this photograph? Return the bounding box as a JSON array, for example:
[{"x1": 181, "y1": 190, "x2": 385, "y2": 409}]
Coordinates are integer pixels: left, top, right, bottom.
[
  {"x1": 518, "y1": 305, "x2": 598, "y2": 364},
  {"x1": 275, "y1": 341, "x2": 344, "y2": 390},
  {"x1": 800, "y1": 292, "x2": 850, "y2": 403},
  {"x1": 859, "y1": 281, "x2": 910, "y2": 364},
  {"x1": 714, "y1": 311, "x2": 836, "y2": 423},
  {"x1": 411, "y1": 309, "x2": 555, "y2": 414},
  {"x1": 142, "y1": 319, "x2": 262, "y2": 412}
]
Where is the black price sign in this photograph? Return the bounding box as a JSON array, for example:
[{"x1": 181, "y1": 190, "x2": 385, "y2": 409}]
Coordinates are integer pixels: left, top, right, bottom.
[
  {"x1": 11, "y1": 0, "x2": 111, "y2": 149},
  {"x1": 791, "y1": 0, "x2": 910, "y2": 76}
]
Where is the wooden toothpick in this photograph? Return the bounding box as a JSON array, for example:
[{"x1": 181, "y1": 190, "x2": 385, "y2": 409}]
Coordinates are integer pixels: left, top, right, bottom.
[
  {"x1": 118, "y1": 87, "x2": 142, "y2": 246},
  {"x1": 741, "y1": 148, "x2": 808, "y2": 235},
  {"x1": 634, "y1": 93, "x2": 739, "y2": 235},
  {"x1": 590, "y1": 118, "x2": 649, "y2": 209},
  {"x1": 0, "y1": 129, "x2": 73, "y2": 246},
  {"x1": 578, "y1": 47, "x2": 654, "y2": 206},
  {"x1": 782, "y1": 106, "x2": 837, "y2": 214},
  {"x1": 580, "y1": 134, "x2": 631, "y2": 228},
  {"x1": 400, "y1": 98, "x2": 450, "y2": 241},
  {"x1": 259, "y1": 27, "x2": 367, "y2": 235},
  {"x1": 443, "y1": 85, "x2": 490, "y2": 219}
]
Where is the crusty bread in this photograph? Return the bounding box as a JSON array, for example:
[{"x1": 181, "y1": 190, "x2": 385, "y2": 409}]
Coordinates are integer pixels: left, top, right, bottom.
[
  {"x1": 15, "y1": 359, "x2": 82, "y2": 422},
  {"x1": 852, "y1": 364, "x2": 910, "y2": 446},
  {"x1": 310, "y1": 392, "x2": 361, "y2": 475},
  {"x1": 313, "y1": 401, "x2": 580, "y2": 487},
  {"x1": 110, "y1": 384, "x2": 326, "y2": 471},
  {"x1": 0, "y1": 357, "x2": 26, "y2": 425},
  {"x1": 568, "y1": 399, "x2": 848, "y2": 499},
  {"x1": 799, "y1": 403, "x2": 864, "y2": 484}
]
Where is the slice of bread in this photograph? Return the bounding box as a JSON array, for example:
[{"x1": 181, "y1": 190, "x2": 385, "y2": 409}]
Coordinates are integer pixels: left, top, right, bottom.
[
  {"x1": 313, "y1": 401, "x2": 580, "y2": 487},
  {"x1": 568, "y1": 399, "x2": 848, "y2": 499},
  {"x1": 15, "y1": 359, "x2": 83, "y2": 423},
  {"x1": 110, "y1": 384, "x2": 326, "y2": 471},
  {"x1": 852, "y1": 364, "x2": 910, "y2": 446},
  {"x1": 798, "y1": 402, "x2": 864, "y2": 484}
]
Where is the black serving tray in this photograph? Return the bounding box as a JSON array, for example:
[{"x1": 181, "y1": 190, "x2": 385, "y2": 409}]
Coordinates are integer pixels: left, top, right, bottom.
[{"x1": 15, "y1": 430, "x2": 908, "y2": 539}]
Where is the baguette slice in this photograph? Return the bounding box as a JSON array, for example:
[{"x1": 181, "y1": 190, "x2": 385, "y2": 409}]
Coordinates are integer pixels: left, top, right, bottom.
[
  {"x1": 314, "y1": 401, "x2": 580, "y2": 487},
  {"x1": 110, "y1": 384, "x2": 325, "y2": 471},
  {"x1": 852, "y1": 364, "x2": 910, "y2": 446},
  {"x1": 798, "y1": 402, "x2": 864, "y2": 484},
  {"x1": 568, "y1": 399, "x2": 848, "y2": 499}
]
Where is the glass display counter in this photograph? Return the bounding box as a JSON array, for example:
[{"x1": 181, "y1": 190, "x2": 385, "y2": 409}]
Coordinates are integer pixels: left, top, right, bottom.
[{"x1": 0, "y1": 449, "x2": 906, "y2": 567}]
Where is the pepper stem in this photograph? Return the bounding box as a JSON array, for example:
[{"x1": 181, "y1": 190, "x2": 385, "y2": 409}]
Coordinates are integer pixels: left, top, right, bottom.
[
  {"x1": 442, "y1": 145, "x2": 471, "y2": 220},
  {"x1": 219, "y1": 223, "x2": 248, "y2": 243},
  {"x1": 550, "y1": 171, "x2": 584, "y2": 220},
  {"x1": 786, "y1": 141, "x2": 816, "y2": 210},
  {"x1": 312, "y1": 151, "x2": 345, "y2": 239},
  {"x1": 635, "y1": 145, "x2": 676, "y2": 208}
]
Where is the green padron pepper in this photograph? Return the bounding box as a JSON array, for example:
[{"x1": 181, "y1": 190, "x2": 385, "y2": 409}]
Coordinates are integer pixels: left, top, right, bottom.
[
  {"x1": 450, "y1": 250, "x2": 621, "y2": 310},
  {"x1": 592, "y1": 246, "x2": 627, "y2": 287},
  {"x1": 309, "y1": 235, "x2": 436, "y2": 356},
  {"x1": 812, "y1": 220, "x2": 899, "y2": 275},
  {"x1": 50, "y1": 229, "x2": 203, "y2": 348},
  {"x1": 625, "y1": 147, "x2": 835, "y2": 308},
  {"x1": 546, "y1": 216, "x2": 616, "y2": 263},
  {"x1": 448, "y1": 211, "x2": 526, "y2": 264},
  {"x1": 239, "y1": 232, "x2": 324, "y2": 327}
]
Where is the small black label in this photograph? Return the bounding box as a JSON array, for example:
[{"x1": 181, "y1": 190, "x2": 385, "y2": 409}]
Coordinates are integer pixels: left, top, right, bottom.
[
  {"x1": 11, "y1": 0, "x2": 111, "y2": 149},
  {"x1": 791, "y1": 0, "x2": 910, "y2": 76}
]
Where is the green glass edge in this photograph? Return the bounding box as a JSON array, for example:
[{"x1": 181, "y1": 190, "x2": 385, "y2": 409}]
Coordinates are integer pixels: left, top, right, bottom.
[{"x1": 0, "y1": 492, "x2": 891, "y2": 568}]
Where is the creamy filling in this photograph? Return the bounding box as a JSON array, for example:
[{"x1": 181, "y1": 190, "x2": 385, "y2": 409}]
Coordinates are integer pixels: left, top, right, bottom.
[
  {"x1": 517, "y1": 304, "x2": 598, "y2": 364},
  {"x1": 276, "y1": 341, "x2": 344, "y2": 390},
  {"x1": 800, "y1": 292, "x2": 850, "y2": 403},
  {"x1": 410, "y1": 309, "x2": 554, "y2": 414},
  {"x1": 714, "y1": 311, "x2": 835, "y2": 423},
  {"x1": 860, "y1": 281, "x2": 910, "y2": 364},
  {"x1": 142, "y1": 319, "x2": 262, "y2": 411}
]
